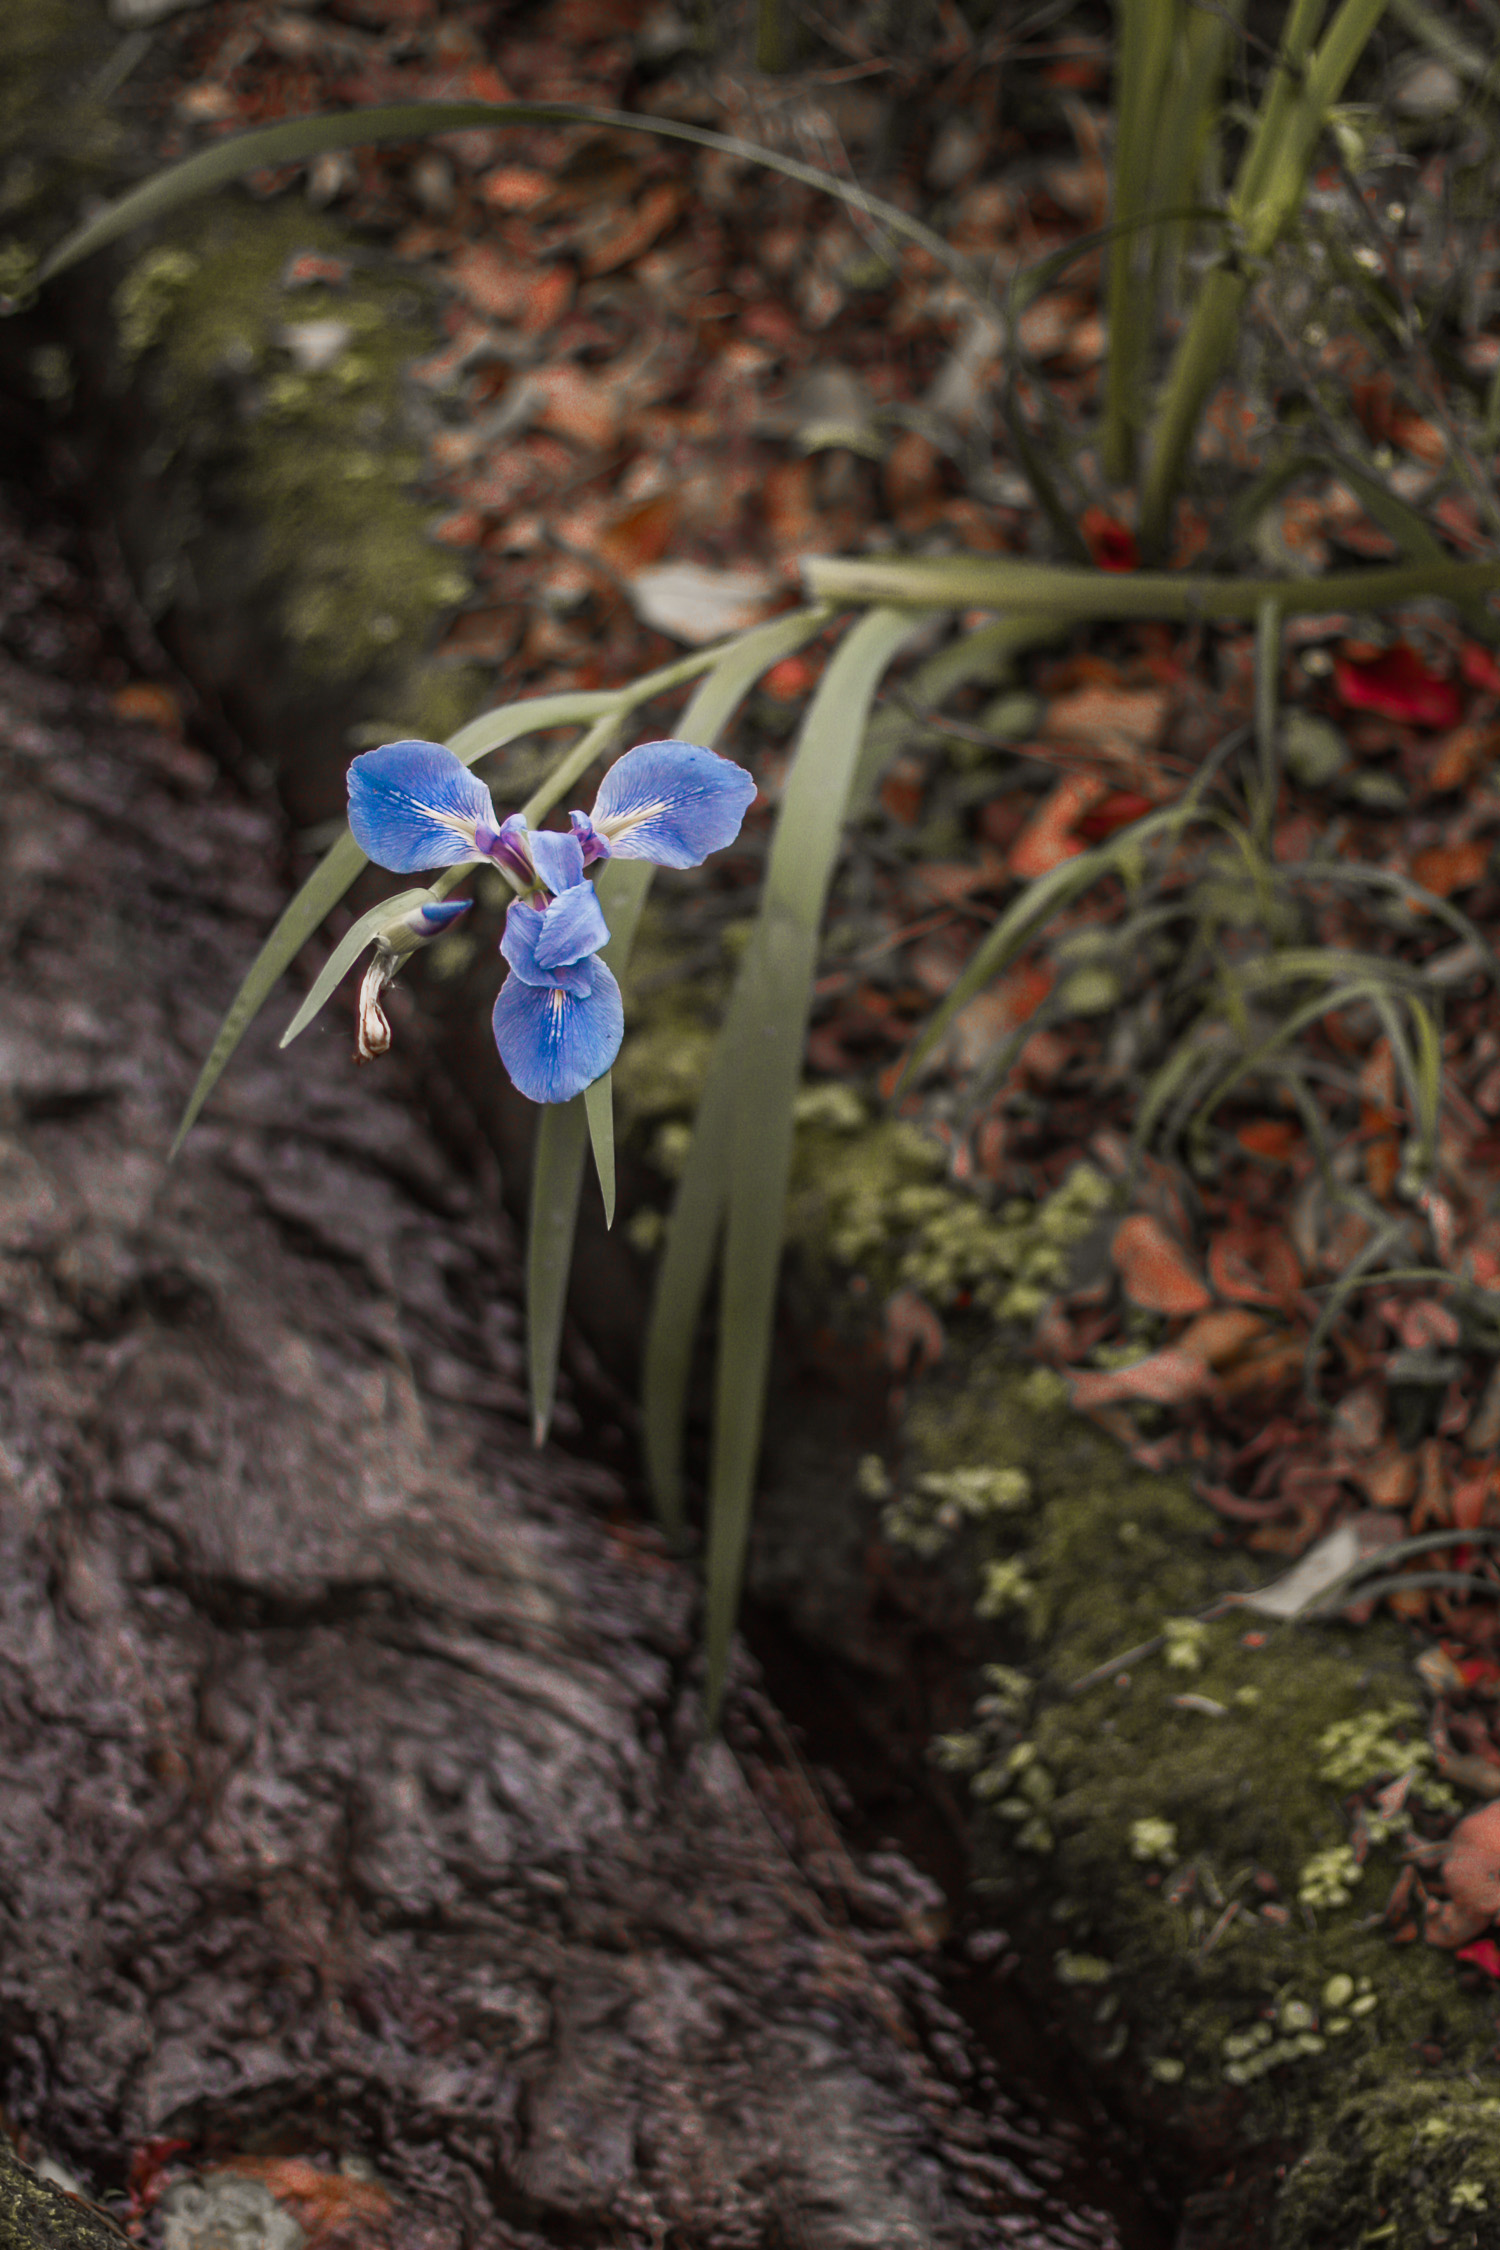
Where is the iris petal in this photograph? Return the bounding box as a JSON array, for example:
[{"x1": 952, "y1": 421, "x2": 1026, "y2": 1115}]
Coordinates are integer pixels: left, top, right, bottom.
[
  {"x1": 528, "y1": 826, "x2": 586, "y2": 895},
  {"x1": 588, "y1": 739, "x2": 756, "y2": 869},
  {"x1": 534, "y1": 881, "x2": 609, "y2": 971},
  {"x1": 348, "y1": 740, "x2": 500, "y2": 872},
  {"x1": 500, "y1": 900, "x2": 592, "y2": 995},
  {"x1": 569, "y1": 810, "x2": 610, "y2": 866},
  {"x1": 492, "y1": 955, "x2": 624, "y2": 1103}
]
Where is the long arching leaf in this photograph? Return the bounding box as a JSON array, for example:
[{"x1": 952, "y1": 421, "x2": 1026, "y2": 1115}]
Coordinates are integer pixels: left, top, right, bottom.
[
  {"x1": 804, "y1": 551, "x2": 1500, "y2": 618},
  {"x1": 35, "y1": 104, "x2": 984, "y2": 308},
  {"x1": 171, "y1": 828, "x2": 366, "y2": 1155},
  {"x1": 640, "y1": 607, "x2": 895, "y2": 1537},
  {"x1": 584, "y1": 1073, "x2": 616, "y2": 1230},
  {"x1": 527, "y1": 608, "x2": 833, "y2": 1447},
  {"x1": 527, "y1": 1096, "x2": 590, "y2": 1448},
  {"x1": 703, "y1": 607, "x2": 934, "y2": 1725}
]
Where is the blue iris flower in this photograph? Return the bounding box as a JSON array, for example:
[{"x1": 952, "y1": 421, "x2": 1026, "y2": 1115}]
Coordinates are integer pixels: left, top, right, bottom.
[{"x1": 346, "y1": 735, "x2": 756, "y2": 1103}]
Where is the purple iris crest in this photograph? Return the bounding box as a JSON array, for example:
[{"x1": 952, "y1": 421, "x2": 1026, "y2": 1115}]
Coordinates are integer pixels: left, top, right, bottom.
[{"x1": 346, "y1": 734, "x2": 756, "y2": 1104}]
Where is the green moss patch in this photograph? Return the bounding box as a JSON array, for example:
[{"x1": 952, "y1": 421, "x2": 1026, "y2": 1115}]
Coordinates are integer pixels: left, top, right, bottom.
[
  {"x1": 893, "y1": 1349, "x2": 1500, "y2": 2248},
  {"x1": 112, "y1": 201, "x2": 476, "y2": 723}
]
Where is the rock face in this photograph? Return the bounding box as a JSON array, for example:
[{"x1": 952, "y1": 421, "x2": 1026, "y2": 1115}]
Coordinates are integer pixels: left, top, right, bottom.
[{"x1": 0, "y1": 543, "x2": 1108, "y2": 2247}]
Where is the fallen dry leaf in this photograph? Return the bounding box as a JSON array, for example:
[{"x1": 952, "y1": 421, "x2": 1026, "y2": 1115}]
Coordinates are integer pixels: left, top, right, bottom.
[
  {"x1": 531, "y1": 364, "x2": 621, "y2": 449},
  {"x1": 1426, "y1": 1801, "x2": 1500, "y2": 1948},
  {"x1": 221, "y1": 2156, "x2": 392, "y2": 2246},
  {"x1": 110, "y1": 681, "x2": 184, "y2": 733},
  {"x1": 1411, "y1": 839, "x2": 1491, "y2": 897},
  {"x1": 1041, "y1": 682, "x2": 1169, "y2": 768},
  {"x1": 1176, "y1": 1307, "x2": 1268, "y2": 1368},
  {"x1": 627, "y1": 562, "x2": 777, "y2": 644},
  {"x1": 1111, "y1": 1213, "x2": 1212, "y2": 1315},
  {"x1": 1008, "y1": 771, "x2": 1110, "y2": 877},
  {"x1": 1334, "y1": 642, "x2": 1462, "y2": 728},
  {"x1": 1068, "y1": 1347, "x2": 1220, "y2": 1409}
]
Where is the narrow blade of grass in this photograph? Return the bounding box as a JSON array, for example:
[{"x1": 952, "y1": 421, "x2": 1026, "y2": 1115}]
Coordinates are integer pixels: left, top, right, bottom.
[
  {"x1": 36, "y1": 105, "x2": 986, "y2": 309},
  {"x1": 278, "y1": 887, "x2": 430, "y2": 1048},
  {"x1": 803, "y1": 550, "x2": 1500, "y2": 620},
  {"x1": 901, "y1": 797, "x2": 1216, "y2": 1088},
  {"x1": 703, "y1": 607, "x2": 932, "y2": 1727},
  {"x1": 1251, "y1": 597, "x2": 1282, "y2": 847},
  {"x1": 527, "y1": 1095, "x2": 590, "y2": 1448},
  {"x1": 171, "y1": 828, "x2": 367, "y2": 1155},
  {"x1": 503, "y1": 613, "x2": 833, "y2": 1454},
  {"x1": 584, "y1": 1073, "x2": 616, "y2": 1229},
  {"x1": 634, "y1": 609, "x2": 855, "y2": 1538}
]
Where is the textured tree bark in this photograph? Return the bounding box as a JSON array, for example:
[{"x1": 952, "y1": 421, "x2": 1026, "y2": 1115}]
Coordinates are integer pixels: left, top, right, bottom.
[{"x1": 0, "y1": 514, "x2": 1103, "y2": 2247}]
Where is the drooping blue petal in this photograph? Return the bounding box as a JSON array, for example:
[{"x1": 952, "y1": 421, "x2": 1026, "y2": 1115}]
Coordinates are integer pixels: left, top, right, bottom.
[
  {"x1": 500, "y1": 900, "x2": 593, "y2": 995},
  {"x1": 528, "y1": 825, "x2": 586, "y2": 895},
  {"x1": 492, "y1": 955, "x2": 624, "y2": 1104},
  {"x1": 587, "y1": 738, "x2": 757, "y2": 869},
  {"x1": 410, "y1": 898, "x2": 475, "y2": 938},
  {"x1": 348, "y1": 740, "x2": 500, "y2": 872},
  {"x1": 534, "y1": 881, "x2": 609, "y2": 971},
  {"x1": 378, "y1": 893, "x2": 474, "y2": 960}
]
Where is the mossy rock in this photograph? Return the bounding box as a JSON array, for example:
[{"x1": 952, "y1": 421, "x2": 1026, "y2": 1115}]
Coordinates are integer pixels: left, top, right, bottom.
[
  {"x1": 2, "y1": 0, "x2": 486, "y2": 789},
  {"x1": 107, "y1": 202, "x2": 477, "y2": 729},
  {"x1": 898, "y1": 1348, "x2": 1500, "y2": 2250}
]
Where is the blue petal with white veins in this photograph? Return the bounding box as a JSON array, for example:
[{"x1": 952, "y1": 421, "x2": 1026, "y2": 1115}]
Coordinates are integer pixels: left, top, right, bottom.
[
  {"x1": 528, "y1": 825, "x2": 586, "y2": 895},
  {"x1": 587, "y1": 739, "x2": 756, "y2": 869},
  {"x1": 348, "y1": 740, "x2": 500, "y2": 872},
  {"x1": 492, "y1": 954, "x2": 624, "y2": 1103},
  {"x1": 501, "y1": 900, "x2": 593, "y2": 995},
  {"x1": 534, "y1": 881, "x2": 609, "y2": 971}
]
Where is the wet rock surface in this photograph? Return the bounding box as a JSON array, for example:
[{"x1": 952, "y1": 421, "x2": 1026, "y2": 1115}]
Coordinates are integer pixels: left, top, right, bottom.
[{"x1": 0, "y1": 481, "x2": 1123, "y2": 2247}]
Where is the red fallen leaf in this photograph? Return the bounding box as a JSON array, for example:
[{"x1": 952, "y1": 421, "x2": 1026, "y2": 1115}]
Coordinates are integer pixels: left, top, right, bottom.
[
  {"x1": 1461, "y1": 1657, "x2": 1500, "y2": 1687},
  {"x1": 1068, "y1": 1347, "x2": 1220, "y2": 1409},
  {"x1": 1428, "y1": 722, "x2": 1500, "y2": 792},
  {"x1": 1207, "y1": 1226, "x2": 1302, "y2": 1310},
  {"x1": 1080, "y1": 505, "x2": 1138, "y2": 572},
  {"x1": 762, "y1": 654, "x2": 818, "y2": 700},
  {"x1": 1410, "y1": 838, "x2": 1491, "y2": 897},
  {"x1": 1111, "y1": 1214, "x2": 1212, "y2": 1314},
  {"x1": 1075, "y1": 789, "x2": 1154, "y2": 840},
  {"x1": 1426, "y1": 1801, "x2": 1500, "y2": 1947},
  {"x1": 1235, "y1": 1118, "x2": 1301, "y2": 1163},
  {"x1": 1333, "y1": 643, "x2": 1462, "y2": 729},
  {"x1": 111, "y1": 682, "x2": 184, "y2": 734},
  {"x1": 479, "y1": 164, "x2": 551, "y2": 211},
  {"x1": 1456, "y1": 1936, "x2": 1500, "y2": 1976},
  {"x1": 1452, "y1": 1468, "x2": 1498, "y2": 1532},
  {"x1": 1043, "y1": 48, "x2": 1106, "y2": 88},
  {"x1": 594, "y1": 491, "x2": 681, "y2": 574},
  {"x1": 1387, "y1": 1297, "x2": 1462, "y2": 1351},
  {"x1": 1009, "y1": 771, "x2": 1110, "y2": 877},
  {"x1": 583, "y1": 180, "x2": 686, "y2": 278},
  {"x1": 1461, "y1": 642, "x2": 1500, "y2": 695},
  {"x1": 883, "y1": 431, "x2": 945, "y2": 533},
  {"x1": 128, "y1": 2137, "x2": 191, "y2": 2222},
  {"x1": 223, "y1": 2156, "x2": 391, "y2": 2243},
  {"x1": 1351, "y1": 372, "x2": 1396, "y2": 444},
  {"x1": 880, "y1": 757, "x2": 925, "y2": 825},
  {"x1": 1390, "y1": 408, "x2": 1445, "y2": 467},
  {"x1": 1176, "y1": 1307, "x2": 1268, "y2": 1368}
]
